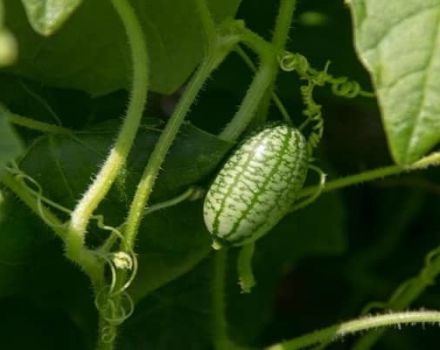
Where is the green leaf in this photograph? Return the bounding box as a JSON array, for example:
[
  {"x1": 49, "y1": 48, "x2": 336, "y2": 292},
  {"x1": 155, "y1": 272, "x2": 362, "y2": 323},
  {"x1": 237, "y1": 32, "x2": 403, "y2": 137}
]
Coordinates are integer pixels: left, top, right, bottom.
[
  {"x1": 0, "y1": 107, "x2": 22, "y2": 176},
  {"x1": 351, "y1": 0, "x2": 440, "y2": 164},
  {"x1": 20, "y1": 0, "x2": 82, "y2": 36},
  {"x1": 19, "y1": 121, "x2": 231, "y2": 298},
  {"x1": 3, "y1": 0, "x2": 241, "y2": 95},
  {"x1": 19, "y1": 121, "x2": 232, "y2": 210}
]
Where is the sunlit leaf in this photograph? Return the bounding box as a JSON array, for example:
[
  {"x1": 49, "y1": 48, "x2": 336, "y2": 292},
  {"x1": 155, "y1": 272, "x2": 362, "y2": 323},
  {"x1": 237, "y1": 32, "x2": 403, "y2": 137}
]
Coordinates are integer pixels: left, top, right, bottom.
[
  {"x1": 351, "y1": 0, "x2": 440, "y2": 164},
  {"x1": 20, "y1": 0, "x2": 82, "y2": 36}
]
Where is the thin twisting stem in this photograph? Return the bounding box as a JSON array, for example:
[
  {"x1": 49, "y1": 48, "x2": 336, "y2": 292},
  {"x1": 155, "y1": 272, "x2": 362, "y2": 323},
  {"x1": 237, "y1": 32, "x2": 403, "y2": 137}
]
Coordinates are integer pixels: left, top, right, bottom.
[
  {"x1": 1, "y1": 108, "x2": 72, "y2": 134},
  {"x1": 1, "y1": 173, "x2": 66, "y2": 239},
  {"x1": 144, "y1": 187, "x2": 203, "y2": 216},
  {"x1": 353, "y1": 244, "x2": 440, "y2": 350}
]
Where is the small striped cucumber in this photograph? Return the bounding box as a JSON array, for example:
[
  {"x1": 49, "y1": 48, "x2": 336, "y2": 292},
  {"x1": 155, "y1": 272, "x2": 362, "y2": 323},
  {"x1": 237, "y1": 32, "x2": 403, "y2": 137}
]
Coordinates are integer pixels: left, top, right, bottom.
[{"x1": 203, "y1": 124, "x2": 309, "y2": 248}]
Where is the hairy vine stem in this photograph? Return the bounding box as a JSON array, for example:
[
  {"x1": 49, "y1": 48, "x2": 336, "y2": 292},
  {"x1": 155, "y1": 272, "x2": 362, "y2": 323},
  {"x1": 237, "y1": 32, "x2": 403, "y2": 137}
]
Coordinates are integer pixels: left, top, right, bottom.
[
  {"x1": 266, "y1": 311, "x2": 440, "y2": 350},
  {"x1": 67, "y1": 0, "x2": 149, "y2": 267},
  {"x1": 253, "y1": 0, "x2": 297, "y2": 126},
  {"x1": 235, "y1": 46, "x2": 292, "y2": 124},
  {"x1": 353, "y1": 243, "x2": 440, "y2": 350},
  {"x1": 219, "y1": 60, "x2": 273, "y2": 141},
  {"x1": 123, "y1": 56, "x2": 214, "y2": 247},
  {"x1": 123, "y1": 37, "x2": 237, "y2": 251},
  {"x1": 219, "y1": 1, "x2": 299, "y2": 142},
  {"x1": 213, "y1": 3, "x2": 299, "y2": 349},
  {"x1": 297, "y1": 152, "x2": 440, "y2": 199},
  {"x1": 101, "y1": 1, "x2": 239, "y2": 347}
]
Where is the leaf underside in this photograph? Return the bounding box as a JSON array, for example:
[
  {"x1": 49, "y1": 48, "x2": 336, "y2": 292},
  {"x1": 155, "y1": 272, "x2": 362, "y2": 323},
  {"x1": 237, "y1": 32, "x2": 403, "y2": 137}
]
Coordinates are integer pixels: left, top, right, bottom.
[
  {"x1": 20, "y1": 0, "x2": 83, "y2": 36},
  {"x1": 351, "y1": 0, "x2": 440, "y2": 164}
]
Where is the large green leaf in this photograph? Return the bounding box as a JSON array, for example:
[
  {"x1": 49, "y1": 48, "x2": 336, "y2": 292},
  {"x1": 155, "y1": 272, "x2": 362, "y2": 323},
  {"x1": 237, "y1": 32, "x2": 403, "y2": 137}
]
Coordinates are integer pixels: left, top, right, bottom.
[
  {"x1": 20, "y1": 0, "x2": 82, "y2": 36},
  {"x1": 3, "y1": 0, "x2": 241, "y2": 96},
  {"x1": 351, "y1": 0, "x2": 440, "y2": 164},
  {"x1": 0, "y1": 107, "x2": 22, "y2": 176},
  {"x1": 19, "y1": 121, "x2": 232, "y2": 210}
]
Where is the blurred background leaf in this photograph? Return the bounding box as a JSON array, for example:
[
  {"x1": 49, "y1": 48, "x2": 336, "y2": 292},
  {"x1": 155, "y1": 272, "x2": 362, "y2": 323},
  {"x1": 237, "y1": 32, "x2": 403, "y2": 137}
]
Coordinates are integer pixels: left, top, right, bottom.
[{"x1": 2, "y1": 0, "x2": 241, "y2": 96}]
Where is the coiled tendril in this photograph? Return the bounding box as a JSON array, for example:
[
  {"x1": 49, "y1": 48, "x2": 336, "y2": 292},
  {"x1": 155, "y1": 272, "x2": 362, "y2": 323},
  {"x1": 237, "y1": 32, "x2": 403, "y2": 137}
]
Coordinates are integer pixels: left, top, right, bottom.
[
  {"x1": 5, "y1": 164, "x2": 70, "y2": 228},
  {"x1": 278, "y1": 51, "x2": 375, "y2": 153},
  {"x1": 5, "y1": 164, "x2": 138, "y2": 343}
]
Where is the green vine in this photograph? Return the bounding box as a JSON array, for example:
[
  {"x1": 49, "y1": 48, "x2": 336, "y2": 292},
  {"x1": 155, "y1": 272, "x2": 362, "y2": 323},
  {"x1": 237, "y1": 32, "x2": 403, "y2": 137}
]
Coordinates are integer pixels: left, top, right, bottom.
[
  {"x1": 297, "y1": 151, "x2": 440, "y2": 200},
  {"x1": 251, "y1": 0, "x2": 297, "y2": 127},
  {"x1": 352, "y1": 244, "x2": 440, "y2": 350},
  {"x1": 266, "y1": 310, "x2": 440, "y2": 350},
  {"x1": 219, "y1": 2, "x2": 299, "y2": 141},
  {"x1": 235, "y1": 46, "x2": 292, "y2": 125},
  {"x1": 99, "y1": 1, "x2": 239, "y2": 348},
  {"x1": 2, "y1": 107, "x2": 72, "y2": 135},
  {"x1": 1, "y1": 171, "x2": 66, "y2": 239},
  {"x1": 278, "y1": 51, "x2": 375, "y2": 98},
  {"x1": 122, "y1": 52, "x2": 227, "y2": 251}
]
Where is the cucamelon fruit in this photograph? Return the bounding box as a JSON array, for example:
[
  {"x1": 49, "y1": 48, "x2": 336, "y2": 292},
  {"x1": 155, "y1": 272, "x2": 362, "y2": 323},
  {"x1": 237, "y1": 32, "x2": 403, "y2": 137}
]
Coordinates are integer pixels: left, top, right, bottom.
[{"x1": 203, "y1": 124, "x2": 309, "y2": 248}]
